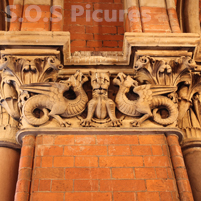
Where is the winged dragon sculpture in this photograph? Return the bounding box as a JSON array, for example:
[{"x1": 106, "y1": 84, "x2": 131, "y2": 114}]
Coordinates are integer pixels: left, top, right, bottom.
[
  {"x1": 21, "y1": 71, "x2": 88, "y2": 127},
  {"x1": 113, "y1": 73, "x2": 178, "y2": 127}
]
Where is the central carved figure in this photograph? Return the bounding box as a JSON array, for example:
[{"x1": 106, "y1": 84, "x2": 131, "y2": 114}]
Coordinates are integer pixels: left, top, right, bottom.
[{"x1": 81, "y1": 72, "x2": 121, "y2": 127}]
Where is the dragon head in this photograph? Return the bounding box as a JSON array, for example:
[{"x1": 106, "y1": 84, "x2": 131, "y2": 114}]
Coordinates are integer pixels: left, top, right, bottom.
[
  {"x1": 60, "y1": 71, "x2": 88, "y2": 90},
  {"x1": 68, "y1": 70, "x2": 88, "y2": 88},
  {"x1": 113, "y1": 73, "x2": 138, "y2": 88}
]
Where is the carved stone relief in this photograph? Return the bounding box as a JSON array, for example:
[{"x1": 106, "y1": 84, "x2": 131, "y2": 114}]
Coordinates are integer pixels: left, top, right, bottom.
[
  {"x1": 0, "y1": 55, "x2": 201, "y2": 143},
  {"x1": 80, "y1": 72, "x2": 122, "y2": 127},
  {"x1": 21, "y1": 70, "x2": 88, "y2": 127},
  {"x1": 133, "y1": 56, "x2": 201, "y2": 141},
  {"x1": 113, "y1": 73, "x2": 178, "y2": 127},
  {"x1": 0, "y1": 55, "x2": 63, "y2": 146}
]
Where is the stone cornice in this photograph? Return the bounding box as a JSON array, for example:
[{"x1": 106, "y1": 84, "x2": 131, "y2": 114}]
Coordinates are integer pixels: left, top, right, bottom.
[
  {"x1": 0, "y1": 31, "x2": 200, "y2": 67},
  {"x1": 66, "y1": 32, "x2": 200, "y2": 66},
  {"x1": 0, "y1": 31, "x2": 70, "y2": 63}
]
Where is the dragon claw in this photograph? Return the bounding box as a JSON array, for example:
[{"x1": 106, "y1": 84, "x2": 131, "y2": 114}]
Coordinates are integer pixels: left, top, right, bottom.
[
  {"x1": 60, "y1": 120, "x2": 71, "y2": 127},
  {"x1": 80, "y1": 119, "x2": 92, "y2": 127},
  {"x1": 131, "y1": 120, "x2": 141, "y2": 127},
  {"x1": 111, "y1": 119, "x2": 122, "y2": 127}
]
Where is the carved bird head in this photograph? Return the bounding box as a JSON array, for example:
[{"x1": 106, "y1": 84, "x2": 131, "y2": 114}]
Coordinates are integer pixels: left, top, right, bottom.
[
  {"x1": 134, "y1": 56, "x2": 150, "y2": 71},
  {"x1": 47, "y1": 57, "x2": 63, "y2": 70},
  {"x1": 176, "y1": 56, "x2": 197, "y2": 70}
]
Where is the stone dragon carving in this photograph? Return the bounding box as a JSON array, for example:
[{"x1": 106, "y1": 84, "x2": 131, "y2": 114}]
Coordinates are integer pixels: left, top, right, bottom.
[
  {"x1": 113, "y1": 73, "x2": 178, "y2": 127},
  {"x1": 81, "y1": 72, "x2": 121, "y2": 127},
  {"x1": 21, "y1": 71, "x2": 88, "y2": 127},
  {"x1": 0, "y1": 53, "x2": 199, "y2": 131},
  {"x1": 0, "y1": 56, "x2": 63, "y2": 121}
]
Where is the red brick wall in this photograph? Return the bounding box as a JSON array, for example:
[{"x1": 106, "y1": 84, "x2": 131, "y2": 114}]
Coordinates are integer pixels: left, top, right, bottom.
[
  {"x1": 63, "y1": 0, "x2": 124, "y2": 53},
  {"x1": 30, "y1": 134, "x2": 179, "y2": 201}
]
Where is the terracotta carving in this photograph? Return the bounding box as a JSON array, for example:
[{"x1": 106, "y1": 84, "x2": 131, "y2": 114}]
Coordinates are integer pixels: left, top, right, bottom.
[
  {"x1": 131, "y1": 55, "x2": 200, "y2": 131},
  {"x1": 0, "y1": 54, "x2": 200, "y2": 131},
  {"x1": 0, "y1": 56, "x2": 63, "y2": 121},
  {"x1": 81, "y1": 72, "x2": 121, "y2": 127},
  {"x1": 113, "y1": 72, "x2": 178, "y2": 127},
  {"x1": 21, "y1": 71, "x2": 88, "y2": 127}
]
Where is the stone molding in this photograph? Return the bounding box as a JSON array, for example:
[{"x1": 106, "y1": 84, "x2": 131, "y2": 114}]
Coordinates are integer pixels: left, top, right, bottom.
[
  {"x1": 0, "y1": 31, "x2": 200, "y2": 66},
  {"x1": 0, "y1": 31, "x2": 70, "y2": 64},
  {"x1": 67, "y1": 32, "x2": 200, "y2": 66},
  {"x1": 16, "y1": 127, "x2": 184, "y2": 145}
]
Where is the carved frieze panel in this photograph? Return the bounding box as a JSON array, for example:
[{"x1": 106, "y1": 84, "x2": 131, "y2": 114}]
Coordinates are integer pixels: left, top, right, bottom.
[{"x1": 0, "y1": 54, "x2": 201, "y2": 146}]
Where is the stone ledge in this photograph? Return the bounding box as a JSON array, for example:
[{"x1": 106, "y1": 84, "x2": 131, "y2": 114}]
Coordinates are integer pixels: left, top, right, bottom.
[
  {"x1": 0, "y1": 31, "x2": 70, "y2": 63},
  {"x1": 66, "y1": 32, "x2": 200, "y2": 66},
  {"x1": 16, "y1": 127, "x2": 184, "y2": 145},
  {"x1": 0, "y1": 141, "x2": 21, "y2": 149}
]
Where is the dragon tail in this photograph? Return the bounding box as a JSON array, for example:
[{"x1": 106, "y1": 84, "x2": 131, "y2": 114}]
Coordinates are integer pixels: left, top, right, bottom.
[
  {"x1": 22, "y1": 95, "x2": 50, "y2": 126},
  {"x1": 151, "y1": 96, "x2": 178, "y2": 125}
]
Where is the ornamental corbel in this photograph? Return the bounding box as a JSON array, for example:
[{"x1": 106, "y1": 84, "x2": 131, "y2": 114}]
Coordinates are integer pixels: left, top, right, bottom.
[
  {"x1": 133, "y1": 55, "x2": 201, "y2": 145},
  {"x1": 0, "y1": 55, "x2": 63, "y2": 147}
]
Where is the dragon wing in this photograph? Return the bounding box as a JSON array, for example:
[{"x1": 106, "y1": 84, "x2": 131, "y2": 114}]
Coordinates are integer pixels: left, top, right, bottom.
[
  {"x1": 20, "y1": 82, "x2": 69, "y2": 97},
  {"x1": 150, "y1": 86, "x2": 177, "y2": 96},
  {"x1": 133, "y1": 85, "x2": 176, "y2": 104}
]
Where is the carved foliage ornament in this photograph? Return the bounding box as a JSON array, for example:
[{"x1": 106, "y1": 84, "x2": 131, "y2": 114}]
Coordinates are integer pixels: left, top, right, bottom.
[{"x1": 0, "y1": 56, "x2": 200, "y2": 132}]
